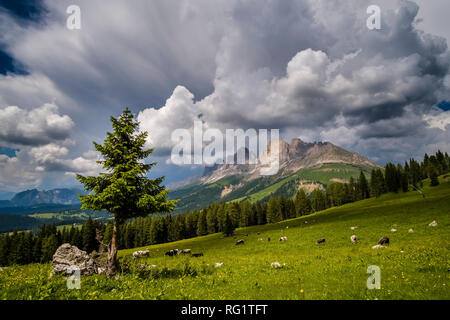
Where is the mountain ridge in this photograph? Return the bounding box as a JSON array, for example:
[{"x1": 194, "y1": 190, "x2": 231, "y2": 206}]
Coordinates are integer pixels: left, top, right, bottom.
[
  {"x1": 201, "y1": 138, "x2": 380, "y2": 184},
  {"x1": 169, "y1": 139, "x2": 381, "y2": 212},
  {"x1": 0, "y1": 188, "x2": 83, "y2": 208}
]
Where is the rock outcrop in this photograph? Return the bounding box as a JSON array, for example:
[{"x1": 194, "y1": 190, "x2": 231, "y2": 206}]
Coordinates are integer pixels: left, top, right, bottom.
[{"x1": 52, "y1": 243, "x2": 98, "y2": 275}]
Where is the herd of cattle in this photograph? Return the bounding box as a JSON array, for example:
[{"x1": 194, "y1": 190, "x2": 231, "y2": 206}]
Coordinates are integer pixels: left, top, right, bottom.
[
  {"x1": 132, "y1": 220, "x2": 439, "y2": 260},
  {"x1": 132, "y1": 234, "x2": 392, "y2": 259}
]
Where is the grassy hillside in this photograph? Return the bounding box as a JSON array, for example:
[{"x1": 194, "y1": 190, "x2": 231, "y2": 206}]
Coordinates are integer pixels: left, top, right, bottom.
[{"x1": 0, "y1": 177, "x2": 448, "y2": 300}]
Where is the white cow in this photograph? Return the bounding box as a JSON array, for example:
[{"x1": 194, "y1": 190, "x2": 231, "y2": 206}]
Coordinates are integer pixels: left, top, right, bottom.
[{"x1": 132, "y1": 250, "x2": 150, "y2": 259}]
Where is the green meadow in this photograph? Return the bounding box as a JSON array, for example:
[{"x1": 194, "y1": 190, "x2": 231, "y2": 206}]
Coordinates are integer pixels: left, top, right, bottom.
[{"x1": 0, "y1": 177, "x2": 449, "y2": 300}]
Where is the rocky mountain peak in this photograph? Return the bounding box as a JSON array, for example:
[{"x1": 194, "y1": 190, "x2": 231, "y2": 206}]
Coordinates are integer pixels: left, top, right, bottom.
[{"x1": 201, "y1": 139, "x2": 379, "y2": 184}]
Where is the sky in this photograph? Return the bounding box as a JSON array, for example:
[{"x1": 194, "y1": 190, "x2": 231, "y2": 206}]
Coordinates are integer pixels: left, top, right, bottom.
[{"x1": 0, "y1": 0, "x2": 449, "y2": 199}]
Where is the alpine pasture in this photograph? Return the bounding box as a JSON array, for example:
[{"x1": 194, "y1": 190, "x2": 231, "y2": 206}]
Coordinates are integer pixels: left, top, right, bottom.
[{"x1": 0, "y1": 177, "x2": 448, "y2": 300}]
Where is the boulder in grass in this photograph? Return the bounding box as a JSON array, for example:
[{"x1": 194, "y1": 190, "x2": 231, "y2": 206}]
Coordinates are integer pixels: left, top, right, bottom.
[{"x1": 52, "y1": 243, "x2": 97, "y2": 276}]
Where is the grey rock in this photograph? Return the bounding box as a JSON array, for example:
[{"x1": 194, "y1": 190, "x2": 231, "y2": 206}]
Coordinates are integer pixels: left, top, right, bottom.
[{"x1": 52, "y1": 243, "x2": 97, "y2": 276}]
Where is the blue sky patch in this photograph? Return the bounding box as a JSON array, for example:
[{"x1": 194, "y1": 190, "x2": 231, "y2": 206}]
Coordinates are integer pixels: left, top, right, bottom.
[
  {"x1": 0, "y1": 146, "x2": 19, "y2": 157},
  {"x1": 437, "y1": 100, "x2": 450, "y2": 112}
]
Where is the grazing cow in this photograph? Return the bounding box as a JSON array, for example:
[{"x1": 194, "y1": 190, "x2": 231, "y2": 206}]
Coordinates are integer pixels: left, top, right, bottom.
[
  {"x1": 236, "y1": 239, "x2": 245, "y2": 245},
  {"x1": 408, "y1": 229, "x2": 414, "y2": 233},
  {"x1": 350, "y1": 235, "x2": 357, "y2": 244},
  {"x1": 191, "y1": 253, "x2": 203, "y2": 258},
  {"x1": 268, "y1": 237, "x2": 271, "y2": 242},
  {"x1": 164, "y1": 250, "x2": 174, "y2": 257},
  {"x1": 132, "y1": 250, "x2": 150, "y2": 259},
  {"x1": 391, "y1": 229, "x2": 397, "y2": 232},
  {"x1": 164, "y1": 249, "x2": 180, "y2": 257},
  {"x1": 378, "y1": 237, "x2": 389, "y2": 245},
  {"x1": 429, "y1": 220, "x2": 438, "y2": 227},
  {"x1": 180, "y1": 249, "x2": 192, "y2": 254},
  {"x1": 317, "y1": 238, "x2": 326, "y2": 244},
  {"x1": 372, "y1": 244, "x2": 385, "y2": 249},
  {"x1": 350, "y1": 226, "x2": 358, "y2": 230},
  {"x1": 215, "y1": 262, "x2": 223, "y2": 268},
  {"x1": 279, "y1": 236, "x2": 287, "y2": 242},
  {"x1": 271, "y1": 262, "x2": 281, "y2": 268}
]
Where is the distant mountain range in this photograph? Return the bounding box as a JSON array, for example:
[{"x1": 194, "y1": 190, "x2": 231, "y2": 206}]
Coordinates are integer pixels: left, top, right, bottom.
[
  {"x1": 0, "y1": 188, "x2": 83, "y2": 208},
  {"x1": 169, "y1": 139, "x2": 381, "y2": 212},
  {"x1": 0, "y1": 139, "x2": 380, "y2": 215}
]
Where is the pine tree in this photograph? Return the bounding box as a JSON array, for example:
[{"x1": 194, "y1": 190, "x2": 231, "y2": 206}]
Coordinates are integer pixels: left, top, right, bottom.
[
  {"x1": 311, "y1": 188, "x2": 327, "y2": 212},
  {"x1": 41, "y1": 234, "x2": 59, "y2": 263},
  {"x1": 255, "y1": 203, "x2": 266, "y2": 225},
  {"x1": 430, "y1": 166, "x2": 440, "y2": 186},
  {"x1": 239, "y1": 201, "x2": 252, "y2": 227},
  {"x1": 196, "y1": 210, "x2": 208, "y2": 236},
  {"x1": 357, "y1": 171, "x2": 370, "y2": 200},
  {"x1": 82, "y1": 217, "x2": 97, "y2": 253},
  {"x1": 76, "y1": 109, "x2": 177, "y2": 274},
  {"x1": 222, "y1": 212, "x2": 235, "y2": 236},
  {"x1": 294, "y1": 189, "x2": 311, "y2": 216},
  {"x1": 385, "y1": 163, "x2": 400, "y2": 193},
  {"x1": 266, "y1": 197, "x2": 281, "y2": 223}
]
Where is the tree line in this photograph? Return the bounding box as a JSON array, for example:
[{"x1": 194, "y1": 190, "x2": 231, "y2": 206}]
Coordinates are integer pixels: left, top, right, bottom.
[{"x1": 0, "y1": 150, "x2": 448, "y2": 267}]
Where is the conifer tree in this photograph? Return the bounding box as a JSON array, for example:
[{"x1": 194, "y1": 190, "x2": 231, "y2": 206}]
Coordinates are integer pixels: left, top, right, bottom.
[
  {"x1": 294, "y1": 189, "x2": 311, "y2": 216},
  {"x1": 196, "y1": 210, "x2": 208, "y2": 236},
  {"x1": 76, "y1": 108, "x2": 177, "y2": 274},
  {"x1": 222, "y1": 212, "x2": 235, "y2": 236},
  {"x1": 266, "y1": 197, "x2": 281, "y2": 223},
  {"x1": 430, "y1": 166, "x2": 440, "y2": 186}
]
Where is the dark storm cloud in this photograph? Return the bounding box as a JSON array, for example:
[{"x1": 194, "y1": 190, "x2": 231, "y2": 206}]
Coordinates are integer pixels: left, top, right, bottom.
[
  {"x1": 0, "y1": 0, "x2": 47, "y2": 22},
  {"x1": 0, "y1": 49, "x2": 28, "y2": 75},
  {"x1": 0, "y1": 0, "x2": 449, "y2": 190}
]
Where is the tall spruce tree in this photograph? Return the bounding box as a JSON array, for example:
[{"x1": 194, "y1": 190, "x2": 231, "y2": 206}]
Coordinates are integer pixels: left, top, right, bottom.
[
  {"x1": 76, "y1": 109, "x2": 177, "y2": 274},
  {"x1": 294, "y1": 189, "x2": 311, "y2": 216}
]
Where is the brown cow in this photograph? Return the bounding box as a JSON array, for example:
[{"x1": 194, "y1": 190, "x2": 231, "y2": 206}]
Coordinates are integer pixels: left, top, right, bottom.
[{"x1": 191, "y1": 253, "x2": 204, "y2": 258}]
